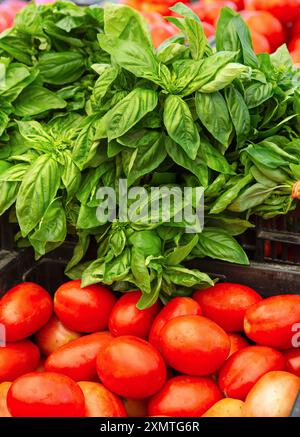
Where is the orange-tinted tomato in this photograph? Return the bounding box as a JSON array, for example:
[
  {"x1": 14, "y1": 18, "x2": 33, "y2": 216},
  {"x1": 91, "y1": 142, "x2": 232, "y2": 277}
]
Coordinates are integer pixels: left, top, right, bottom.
[
  {"x1": 109, "y1": 291, "x2": 161, "y2": 339},
  {"x1": 0, "y1": 382, "x2": 12, "y2": 417},
  {"x1": 160, "y1": 315, "x2": 230, "y2": 376},
  {"x1": 54, "y1": 280, "x2": 116, "y2": 333},
  {"x1": 251, "y1": 31, "x2": 271, "y2": 53},
  {"x1": 0, "y1": 282, "x2": 52, "y2": 341},
  {"x1": 193, "y1": 283, "x2": 262, "y2": 332},
  {"x1": 35, "y1": 315, "x2": 81, "y2": 356},
  {"x1": 0, "y1": 340, "x2": 40, "y2": 382},
  {"x1": 7, "y1": 372, "x2": 85, "y2": 417},
  {"x1": 97, "y1": 336, "x2": 166, "y2": 399},
  {"x1": 148, "y1": 375, "x2": 223, "y2": 417},
  {"x1": 244, "y1": 294, "x2": 300, "y2": 349},
  {"x1": 149, "y1": 297, "x2": 202, "y2": 350},
  {"x1": 78, "y1": 382, "x2": 127, "y2": 417},
  {"x1": 45, "y1": 332, "x2": 113, "y2": 381},
  {"x1": 219, "y1": 346, "x2": 286, "y2": 400},
  {"x1": 245, "y1": 0, "x2": 300, "y2": 24},
  {"x1": 289, "y1": 35, "x2": 300, "y2": 51},
  {"x1": 228, "y1": 333, "x2": 249, "y2": 357}
]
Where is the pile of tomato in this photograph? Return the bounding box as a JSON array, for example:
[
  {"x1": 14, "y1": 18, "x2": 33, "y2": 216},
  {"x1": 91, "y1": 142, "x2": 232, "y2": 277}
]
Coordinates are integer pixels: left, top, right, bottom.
[
  {"x1": 0, "y1": 0, "x2": 26, "y2": 31},
  {"x1": 123, "y1": 0, "x2": 300, "y2": 64},
  {"x1": 0, "y1": 279, "x2": 300, "y2": 417}
]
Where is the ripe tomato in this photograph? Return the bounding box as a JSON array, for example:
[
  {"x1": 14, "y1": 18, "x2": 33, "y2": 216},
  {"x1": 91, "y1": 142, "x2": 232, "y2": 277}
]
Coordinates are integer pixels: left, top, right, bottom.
[
  {"x1": 245, "y1": 0, "x2": 300, "y2": 24},
  {"x1": 123, "y1": 398, "x2": 149, "y2": 417},
  {"x1": 109, "y1": 291, "x2": 161, "y2": 339},
  {"x1": 241, "y1": 11, "x2": 285, "y2": 51},
  {"x1": 293, "y1": 15, "x2": 300, "y2": 35},
  {"x1": 244, "y1": 371, "x2": 300, "y2": 417},
  {"x1": 289, "y1": 35, "x2": 300, "y2": 51},
  {"x1": 78, "y1": 382, "x2": 127, "y2": 417},
  {"x1": 219, "y1": 346, "x2": 286, "y2": 400},
  {"x1": 35, "y1": 315, "x2": 81, "y2": 356},
  {"x1": 150, "y1": 22, "x2": 178, "y2": 47},
  {"x1": 45, "y1": 332, "x2": 113, "y2": 381},
  {"x1": 148, "y1": 375, "x2": 223, "y2": 417},
  {"x1": 193, "y1": 283, "x2": 262, "y2": 332},
  {"x1": 192, "y1": 0, "x2": 237, "y2": 25},
  {"x1": 0, "y1": 341, "x2": 40, "y2": 382},
  {"x1": 7, "y1": 372, "x2": 85, "y2": 417},
  {"x1": 244, "y1": 294, "x2": 300, "y2": 349},
  {"x1": 202, "y1": 22, "x2": 215, "y2": 39},
  {"x1": 202, "y1": 398, "x2": 245, "y2": 417},
  {"x1": 284, "y1": 349, "x2": 300, "y2": 377},
  {"x1": 0, "y1": 282, "x2": 52, "y2": 341},
  {"x1": 149, "y1": 297, "x2": 202, "y2": 350},
  {"x1": 251, "y1": 31, "x2": 271, "y2": 54},
  {"x1": 97, "y1": 336, "x2": 166, "y2": 399},
  {"x1": 54, "y1": 280, "x2": 116, "y2": 333},
  {"x1": 0, "y1": 382, "x2": 12, "y2": 417},
  {"x1": 228, "y1": 333, "x2": 249, "y2": 357},
  {"x1": 290, "y1": 49, "x2": 300, "y2": 65},
  {"x1": 159, "y1": 315, "x2": 230, "y2": 376}
]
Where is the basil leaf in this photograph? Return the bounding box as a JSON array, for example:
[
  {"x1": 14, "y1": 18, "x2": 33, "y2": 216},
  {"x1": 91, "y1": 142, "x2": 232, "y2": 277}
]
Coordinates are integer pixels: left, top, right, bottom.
[
  {"x1": 14, "y1": 85, "x2": 67, "y2": 116},
  {"x1": 38, "y1": 52, "x2": 86, "y2": 85},
  {"x1": 228, "y1": 183, "x2": 274, "y2": 212},
  {"x1": 165, "y1": 234, "x2": 199, "y2": 265},
  {"x1": 65, "y1": 231, "x2": 90, "y2": 273},
  {"x1": 225, "y1": 86, "x2": 250, "y2": 147},
  {"x1": 164, "y1": 95, "x2": 200, "y2": 160},
  {"x1": 200, "y1": 63, "x2": 248, "y2": 93},
  {"x1": 131, "y1": 247, "x2": 151, "y2": 294}
]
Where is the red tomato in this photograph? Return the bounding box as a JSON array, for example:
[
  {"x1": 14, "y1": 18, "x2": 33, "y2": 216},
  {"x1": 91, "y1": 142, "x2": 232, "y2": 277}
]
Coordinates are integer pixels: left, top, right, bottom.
[
  {"x1": 0, "y1": 282, "x2": 52, "y2": 341},
  {"x1": 109, "y1": 291, "x2": 161, "y2": 339},
  {"x1": 289, "y1": 35, "x2": 300, "y2": 51},
  {"x1": 293, "y1": 15, "x2": 300, "y2": 35},
  {"x1": 284, "y1": 349, "x2": 300, "y2": 377},
  {"x1": 0, "y1": 382, "x2": 12, "y2": 417},
  {"x1": 123, "y1": 398, "x2": 149, "y2": 417},
  {"x1": 35, "y1": 315, "x2": 81, "y2": 356},
  {"x1": 159, "y1": 315, "x2": 230, "y2": 376},
  {"x1": 218, "y1": 346, "x2": 286, "y2": 400},
  {"x1": 54, "y1": 280, "x2": 116, "y2": 333},
  {"x1": 149, "y1": 297, "x2": 202, "y2": 350},
  {"x1": 150, "y1": 22, "x2": 178, "y2": 47},
  {"x1": 244, "y1": 294, "x2": 300, "y2": 349},
  {"x1": 251, "y1": 31, "x2": 271, "y2": 53},
  {"x1": 290, "y1": 49, "x2": 300, "y2": 65},
  {"x1": 148, "y1": 375, "x2": 223, "y2": 417},
  {"x1": 228, "y1": 333, "x2": 249, "y2": 357},
  {"x1": 193, "y1": 283, "x2": 262, "y2": 332},
  {"x1": 7, "y1": 372, "x2": 85, "y2": 417},
  {"x1": 192, "y1": 0, "x2": 237, "y2": 25},
  {"x1": 229, "y1": 0, "x2": 245, "y2": 9},
  {"x1": 245, "y1": 0, "x2": 300, "y2": 24},
  {"x1": 0, "y1": 340, "x2": 40, "y2": 382},
  {"x1": 78, "y1": 382, "x2": 127, "y2": 417},
  {"x1": 97, "y1": 336, "x2": 166, "y2": 399},
  {"x1": 202, "y1": 21, "x2": 215, "y2": 39},
  {"x1": 45, "y1": 332, "x2": 113, "y2": 381},
  {"x1": 0, "y1": 6, "x2": 14, "y2": 28},
  {"x1": 241, "y1": 11, "x2": 285, "y2": 51}
]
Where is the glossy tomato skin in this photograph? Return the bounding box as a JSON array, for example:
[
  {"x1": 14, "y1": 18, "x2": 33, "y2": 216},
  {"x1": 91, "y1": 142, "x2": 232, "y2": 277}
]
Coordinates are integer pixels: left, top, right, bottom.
[
  {"x1": 0, "y1": 282, "x2": 52, "y2": 341},
  {"x1": 148, "y1": 375, "x2": 223, "y2": 417},
  {"x1": 289, "y1": 36, "x2": 300, "y2": 51},
  {"x1": 7, "y1": 372, "x2": 85, "y2": 417},
  {"x1": 228, "y1": 333, "x2": 249, "y2": 357},
  {"x1": 0, "y1": 340, "x2": 40, "y2": 382},
  {"x1": 202, "y1": 398, "x2": 245, "y2": 417},
  {"x1": 0, "y1": 382, "x2": 12, "y2": 417},
  {"x1": 245, "y1": 0, "x2": 300, "y2": 24},
  {"x1": 193, "y1": 283, "x2": 262, "y2": 332},
  {"x1": 284, "y1": 349, "x2": 300, "y2": 377},
  {"x1": 45, "y1": 332, "x2": 113, "y2": 381},
  {"x1": 149, "y1": 297, "x2": 202, "y2": 350},
  {"x1": 109, "y1": 291, "x2": 161, "y2": 339},
  {"x1": 78, "y1": 382, "x2": 127, "y2": 417},
  {"x1": 251, "y1": 31, "x2": 271, "y2": 53},
  {"x1": 219, "y1": 346, "x2": 286, "y2": 400},
  {"x1": 97, "y1": 336, "x2": 166, "y2": 399},
  {"x1": 35, "y1": 315, "x2": 81, "y2": 356},
  {"x1": 160, "y1": 315, "x2": 230, "y2": 376},
  {"x1": 244, "y1": 294, "x2": 300, "y2": 349},
  {"x1": 54, "y1": 280, "x2": 116, "y2": 332}
]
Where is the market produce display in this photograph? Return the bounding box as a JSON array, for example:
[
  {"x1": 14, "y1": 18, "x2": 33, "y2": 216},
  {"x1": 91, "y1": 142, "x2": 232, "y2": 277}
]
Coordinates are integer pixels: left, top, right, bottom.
[
  {"x1": 0, "y1": 2, "x2": 299, "y2": 308},
  {"x1": 0, "y1": 280, "x2": 300, "y2": 417}
]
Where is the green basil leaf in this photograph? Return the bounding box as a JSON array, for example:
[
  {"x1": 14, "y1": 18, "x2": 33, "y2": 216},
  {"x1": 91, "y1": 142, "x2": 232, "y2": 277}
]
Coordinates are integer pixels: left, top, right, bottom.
[
  {"x1": 228, "y1": 183, "x2": 274, "y2": 212},
  {"x1": 65, "y1": 231, "x2": 90, "y2": 273},
  {"x1": 39, "y1": 52, "x2": 86, "y2": 85},
  {"x1": 225, "y1": 86, "x2": 250, "y2": 147},
  {"x1": 200, "y1": 63, "x2": 248, "y2": 93},
  {"x1": 131, "y1": 247, "x2": 151, "y2": 294},
  {"x1": 14, "y1": 85, "x2": 67, "y2": 116},
  {"x1": 165, "y1": 234, "x2": 199, "y2": 265}
]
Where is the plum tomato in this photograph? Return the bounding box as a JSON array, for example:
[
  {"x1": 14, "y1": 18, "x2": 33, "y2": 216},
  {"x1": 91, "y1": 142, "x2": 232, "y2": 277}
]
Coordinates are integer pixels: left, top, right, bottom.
[
  {"x1": 97, "y1": 336, "x2": 167, "y2": 399},
  {"x1": 7, "y1": 372, "x2": 85, "y2": 417},
  {"x1": 284, "y1": 349, "x2": 300, "y2": 377},
  {"x1": 228, "y1": 333, "x2": 249, "y2": 357},
  {"x1": 123, "y1": 398, "x2": 149, "y2": 417},
  {"x1": 0, "y1": 340, "x2": 40, "y2": 382},
  {"x1": 193, "y1": 283, "x2": 262, "y2": 332},
  {"x1": 0, "y1": 382, "x2": 12, "y2": 417},
  {"x1": 45, "y1": 332, "x2": 113, "y2": 381},
  {"x1": 148, "y1": 375, "x2": 223, "y2": 417},
  {"x1": 54, "y1": 280, "x2": 116, "y2": 333},
  {"x1": 78, "y1": 382, "x2": 127, "y2": 417},
  {"x1": 244, "y1": 0, "x2": 300, "y2": 24},
  {"x1": 251, "y1": 31, "x2": 271, "y2": 53},
  {"x1": 202, "y1": 398, "x2": 245, "y2": 417},
  {"x1": 219, "y1": 346, "x2": 286, "y2": 400},
  {"x1": 109, "y1": 291, "x2": 161, "y2": 339},
  {"x1": 159, "y1": 315, "x2": 230, "y2": 376},
  {"x1": 0, "y1": 282, "x2": 52, "y2": 341},
  {"x1": 149, "y1": 297, "x2": 202, "y2": 350}
]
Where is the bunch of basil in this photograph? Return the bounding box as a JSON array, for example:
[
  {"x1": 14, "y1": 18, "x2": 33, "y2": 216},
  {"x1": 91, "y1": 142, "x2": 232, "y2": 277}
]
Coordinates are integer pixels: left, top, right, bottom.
[{"x1": 0, "y1": 2, "x2": 299, "y2": 308}]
